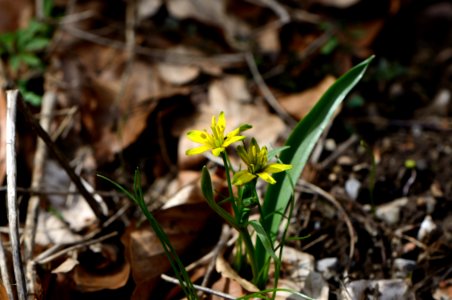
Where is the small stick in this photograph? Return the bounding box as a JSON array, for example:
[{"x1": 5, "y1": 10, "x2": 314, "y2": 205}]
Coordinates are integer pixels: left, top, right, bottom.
[
  {"x1": 297, "y1": 180, "x2": 356, "y2": 266},
  {"x1": 23, "y1": 91, "x2": 56, "y2": 296},
  {"x1": 34, "y1": 231, "x2": 117, "y2": 265},
  {"x1": 161, "y1": 274, "x2": 236, "y2": 300},
  {"x1": 6, "y1": 89, "x2": 27, "y2": 300},
  {"x1": 0, "y1": 237, "x2": 14, "y2": 300},
  {"x1": 16, "y1": 95, "x2": 106, "y2": 221},
  {"x1": 245, "y1": 52, "x2": 297, "y2": 127}
]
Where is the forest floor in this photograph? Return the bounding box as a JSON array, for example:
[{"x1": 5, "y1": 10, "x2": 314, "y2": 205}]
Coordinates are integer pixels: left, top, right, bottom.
[{"x1": 0, "y1": 0, "x2": 451, "y2": 299}]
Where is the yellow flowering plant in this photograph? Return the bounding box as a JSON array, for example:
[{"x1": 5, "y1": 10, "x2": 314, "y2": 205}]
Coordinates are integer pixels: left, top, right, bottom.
[
  {"x1": 101, "y1": 56, "x2": 373, "y2": 299},
  {"x1": 186, "y1": 112, "x2": 292, "y2": 287}
]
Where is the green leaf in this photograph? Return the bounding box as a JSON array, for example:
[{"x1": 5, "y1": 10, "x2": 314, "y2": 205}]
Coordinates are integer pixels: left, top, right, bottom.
[
  {"x1": 0, "y1": 32, "x2": 16, "y2": 54},
  {"x1": 201, "y1": 166, "x2": 238, "y2": 228},
  {"x1": 24, "y1": 37, "x2": 50, "y2": 52},
  {"x1": 18, "y1": 53, "x2": 43, "y2": 68},
  {"x1": 248, "y1": 220, "x2": 279, "y2": 264},
  {"x1": 255, "y1": 55, "x2": 375, "y2": 287},
  {"x1": 267, "y1": 146, "x2": 290, "y2": 160},
  {"x1": 9, "y1": 55, "x2": 21, "y2": 72}
]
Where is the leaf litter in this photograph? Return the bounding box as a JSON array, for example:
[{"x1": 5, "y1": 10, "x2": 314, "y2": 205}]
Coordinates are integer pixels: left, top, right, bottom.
[{"x1": 0, "y1": 0, "x2": 451, "y2": 299}]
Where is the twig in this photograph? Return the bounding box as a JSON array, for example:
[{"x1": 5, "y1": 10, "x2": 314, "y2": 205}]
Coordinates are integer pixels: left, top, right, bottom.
[
  {"x1": 6, "y1": 90, "x2": 27, "y2": 300},
  {"x1": 35, "y1": 0, "x2": 44, "y2": 20},
  {"x1": 23, "y1": 91, "x2": 56, "y2": 296},
  {"x1": 34, "y1": 231, "x2": 117, "y2": 265},
  {"x1": 199, "y1": 225, "x2": 232, "y2": 297},
  {"x1": 245, "y1": 52, "x2": 297, "y2": 127},
  {"x1": 0, "y1": 237, "x2": 14, "y2": 300},
  {"x1": 246, "y1": 0, "x2": 290, "y2": 24},
  {"x1": 16, "y1": 95, "x2": 107, "y2": 221},
  {"x1": 297, "y1": 180, "x2": 356, "y2": 267},
  {"x1": 317, "y1": 134, "x2": 359, "y2": 170},
  {"x1": 61, "y1": 25, "x2": 245, "y2": 66},
  {"x1": 161, "y1": 274, "x2": 236, "y2": 300}
]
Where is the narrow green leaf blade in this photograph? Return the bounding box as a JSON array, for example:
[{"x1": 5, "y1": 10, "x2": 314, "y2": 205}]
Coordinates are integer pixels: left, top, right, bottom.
[
  {"x1": 254, "y1": 56, "x2": 374, "y2": 286},
  {"x1": 262, "y1": 55, "x2": 374, "y2": 239}
]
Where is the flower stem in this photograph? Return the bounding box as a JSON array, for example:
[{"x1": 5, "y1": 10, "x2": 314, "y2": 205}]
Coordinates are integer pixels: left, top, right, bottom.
[{"x1": 221, "y1": 151, "x2": 239, "y2": 216}]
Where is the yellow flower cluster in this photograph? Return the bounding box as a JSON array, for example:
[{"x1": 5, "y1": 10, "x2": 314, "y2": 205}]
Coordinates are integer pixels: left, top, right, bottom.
[{"x1": 186, "y1": 112, "x2": 291, "y2": 185}]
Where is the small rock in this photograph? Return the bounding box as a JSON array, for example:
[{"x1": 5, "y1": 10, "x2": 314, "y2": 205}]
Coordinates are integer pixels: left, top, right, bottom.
[
  {"x1": 325, "y1": 139, "x2": 336, "y2": 151},
  {"x1": 375, "y1": 197, "x2": 409, "y2": 225},
  {"x1": 393, "y1": 258, "x2": 416, "y2": 278},
  {"x1": 316, "y1": 257, "x2": 339, "y2": 279},
  {"x1": 338, "y1": 155, "x2": 353, "y2": 166},
  {"x1": 303, "y1": 271, "x2": 329, "y2": 300},
  {"x1": 345, "y1": 177, "x2": 361, "y2": 201},
  {"x1": 417, "y1": 215, "x2": 437, "y2": 241},
  {"x1": 341, "y1": 279, "x2": 415, "y2": 300}
]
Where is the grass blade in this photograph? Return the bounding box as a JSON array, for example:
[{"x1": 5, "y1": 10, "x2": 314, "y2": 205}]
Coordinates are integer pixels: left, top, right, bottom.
[{"x1": 255, "y1": 55, "x2": 375, "y2": 287}]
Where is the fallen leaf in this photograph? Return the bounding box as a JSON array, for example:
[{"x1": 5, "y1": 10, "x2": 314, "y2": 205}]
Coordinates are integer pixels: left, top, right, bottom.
[
  {"x1": 57, "y1": 44, "x2": 190, "y2": 162},
  {"x1": 137, "y1": 0, "x2": 162, "y2": 21},
  {"x1": 123, "y1": 202, "x2": 217, "y2": 299},
  {"x1": 0, "y1": 281, "x2": 7, "y2": 300},
  {"x1": 211, "y1": 276, "x2": 247, "y2": 300},
  {"x1": 0, "y1": 0, "x2": 33, "y2": 32},
  {"x1": 215, "y1": 255, "x2": 259, "y2": 292},
  {"x1": 157, "y1": 63, "x2": 200, "y2": 85},
  {"x1": 166, "y1": 0, "x2": 251, "y2": 49},
  {"x1": 52, "y1": 258, "x2": 79, "y2": 274},
  {"x1": 279, "y1": 76, "x2": 336, "y2": 120},
  {"x1": 178, "y1": 75, "x2": 286, "y2": 169},
  {"x1": 73, "y1": 256, "x2": 130, "y2": 292}
]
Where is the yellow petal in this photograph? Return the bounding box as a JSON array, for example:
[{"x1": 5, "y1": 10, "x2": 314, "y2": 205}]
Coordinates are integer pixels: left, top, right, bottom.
[
  {"x1": 264, "y1": 163, "x2": 292, "y2": 174},
  {"x1": 232, "y1": 170, "x2": 256, "y2": 185},
  {"x1": 187, "y1": 130, "x2": 211, "y2": 144},
  {"x1": 217, "y1": 112, "x2": 226, "y2": 131},
  {"x1": 186, "y1": 145, "x2": 212, "y2": 156},
  {"x1": 237, "y1": 145, "x2": 251, "y2": 165},
  {"x1": 257, "y1": 172, "x2": 276, "y2": 184},
  {"x1": 212, "y1": 147, "x2": 225, "y2": 156},
  {"x1": 223, "y1": 135, "x2": 245, "y2": 147}
]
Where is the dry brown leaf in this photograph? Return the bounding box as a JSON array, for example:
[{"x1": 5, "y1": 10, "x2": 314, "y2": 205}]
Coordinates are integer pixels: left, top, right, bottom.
[
  {"x1": 73, "y1": 257, "x2": 130, "y2": 292},
  {"x1": 57, "y1": 44, "x2": 190, "y2": 162},
  {"x1": 178, "y1": 75, "x2": 286, "y2": 169},
  {"x1": 123, "y1": 202, "x2": 216, "y2": 299},
  {"x1": 0, "y1": 281, "x2": 6, "y2": 300},
  {"x1": 256, "y1": 24, "x2": 281, "y2": 53},
  {"x1": 137, "y1": 0, "x2": 162, "y2": 21},
  {"x1": 279, "y1": 75, "x2": 336, "y2": 120},
  {"x1": 52, "y1": 258, "x2": 80, "y2": 274},
  {"x1": 0, "y1": 0, "x2": 33, "y2": 32},
  {"x1": 211, "y1": 276, "x2": 247, "y2": 300},
  {"x1": 157, "y1": 63, "x2": 200, "y2": 85},
  {"x1": 215, "y1": 255, "x2": 259, "y2": 293},
  {"x1": 166, "y1": 0, "x2": 251, "y2": 49}
]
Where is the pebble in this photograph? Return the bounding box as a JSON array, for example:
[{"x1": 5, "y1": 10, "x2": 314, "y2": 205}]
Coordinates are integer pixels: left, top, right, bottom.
[
  {"x1": 375, "y1": 197, "x2": 409, "y2": 225},
  {"x1": 316, "y1": 257, "x2": 339, "y2": 279},
  {"x1": 393, "y1": 258, "x2": 416, "y2": 278},
  {"x1": 345, "y1": 177, "x2": 361, "y2": 201}
]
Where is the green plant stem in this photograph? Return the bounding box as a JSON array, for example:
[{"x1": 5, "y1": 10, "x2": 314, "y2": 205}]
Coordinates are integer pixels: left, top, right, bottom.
[
  {"x1": 239, "y1": 225, "x2": 258, "y2": 283},
  {"x1": 221, "y1": 151, "x2": 239, "y2": 217},
  {"x1": 221, "y1": 152, "x2": 258, "y2": 284}
]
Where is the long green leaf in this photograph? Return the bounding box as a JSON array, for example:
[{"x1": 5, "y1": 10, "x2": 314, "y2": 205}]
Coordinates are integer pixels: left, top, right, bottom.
[{"x1": 255, "y1": 55, "x2": 374, "y2": 286}]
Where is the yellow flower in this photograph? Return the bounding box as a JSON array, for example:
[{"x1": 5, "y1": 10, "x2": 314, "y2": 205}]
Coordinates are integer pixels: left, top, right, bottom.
[
  {"x1": 232, "y1": 139, "x2": 292, "y2": 185},
  {"x1": 186, "y1": 112, "x2": 251, "y2": 156}
]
